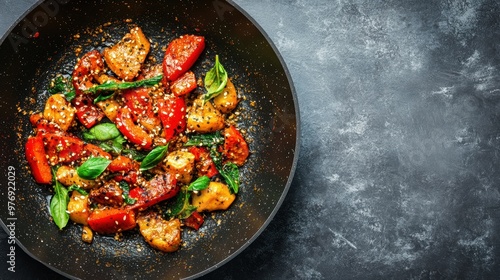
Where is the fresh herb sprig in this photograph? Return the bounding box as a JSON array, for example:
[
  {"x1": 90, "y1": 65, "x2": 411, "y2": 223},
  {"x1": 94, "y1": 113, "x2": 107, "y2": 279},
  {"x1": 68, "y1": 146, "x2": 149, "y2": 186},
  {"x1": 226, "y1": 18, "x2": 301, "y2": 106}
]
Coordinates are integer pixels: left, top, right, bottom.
[
  {"x1": 187, "y1": 176, "x2": 210, "y2": 192},
  {"x1": 139, "y1": 145, "x2": 169, "y2": 171},
  {"x1": 68, "y1": 185, "x2": 88, "y2": 196},
  {"x1": 210, "y1": 146, "x2": 240, "y2": 194},
  {"x1": 49, "y1": 73, "x2": 162, "y2": 102},
  {"x1": 84, "y1": 74, "x2": 163, "y2": 94},
  {"x1": 185, "y1": 132, "x2": 241, "y2": 194},
  {"x1": 49, "y1": 76, "x2": 76, "y2": 101},
  {"x1": 119, "y1": 181, "x2": 136, "y2": 205},
  {"x1": 203, "y1": 55, "x2": 228, "y2": 103},
  {"x1": 163, "y1": 176, "x2": 209, "y2": 220},
  {"x1": 165, "y1": 187, "x2": 197, "y2": 219},
  {"x1": 76, "y1": 157, "x2": 111, "y2": 180},
  {"x1": 184, "y1": 131, "x2": 224, "y2": 147},
  {"x1": 50, "y1": 170, "x2": 70, "y2": 230},
  {"x1": 83, "y1": 123, "x2": 121, "y2": 141}
]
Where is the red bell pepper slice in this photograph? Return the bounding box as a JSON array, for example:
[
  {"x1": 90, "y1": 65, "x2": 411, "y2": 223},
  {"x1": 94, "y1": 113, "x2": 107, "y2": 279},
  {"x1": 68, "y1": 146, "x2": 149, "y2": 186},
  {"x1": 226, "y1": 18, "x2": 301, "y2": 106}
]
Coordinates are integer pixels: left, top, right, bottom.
[
  {"x1": 42, "y1": 133, "x2": 85, "y2": 165},
  {"x1": 170, "y1": 71, "x2": 197, "y2": 97},
  {"x1": 158, "y1": 96, "x2": 186, "y2": 141},
  {"x1": 71, "y1": 51, "x2": 107, "y2": 129},
  {"x1": 72, "y1": 94, "x2": 105, "y2": 129},
  {"x1": 115, "y1": 107, "x2": 153, "y2": 150},
  {"x1": 188, "y1": 146, "x2": 219, "y2": 178},
  {"x1": 114, "y1": 170, "x2": 139, "y2": 186},
  {"x1": 83, "y1": 143, "x2": 112, "y2": 160},
  {"x1": 87, "y1": 208, "x2": 136, "y2": 235},
  {"x1": 89, "y1": 181, "x2": 124, "y2": 207},
  {"x1": 29, "y1": 113, "x2": 65, "y2": 136},
  {"x1": 72, "y1": 50, "x2": 104, "y2": 94},
  {"x1": 163, "y1": 35, "x2": 205, "y2": 82},
  {"x1": 184, "y1": 211, "x2": 204, "y2": 231},
  {"x1": 222, "y1": 125, "x2": 249, "y2": 166},
  {"x1": 122, "y1": 87, "x2": 154, "y2": 122},
  {"x1": 121, "y1": 87, "x2": 161, "y2": 133},
  {"x1": 107, "y1": 155, "x2": 138, "y2": 173},
  {"x1": 108, "y1": 155, "x2": 140, "y2": 186},
  {"x1": 128, "y1": 173, "x2": 179, "y2": 211},
  {"x1": 25, "y1": 136, "x2": 52, "y2": 184}
]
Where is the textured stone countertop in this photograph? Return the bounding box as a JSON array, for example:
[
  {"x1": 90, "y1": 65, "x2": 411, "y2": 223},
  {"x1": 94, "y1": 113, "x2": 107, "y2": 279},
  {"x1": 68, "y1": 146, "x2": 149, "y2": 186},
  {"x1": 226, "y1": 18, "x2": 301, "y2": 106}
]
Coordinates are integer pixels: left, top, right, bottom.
[{"x1": 2, "y1": 0, "x2": 500, "y2": 279}]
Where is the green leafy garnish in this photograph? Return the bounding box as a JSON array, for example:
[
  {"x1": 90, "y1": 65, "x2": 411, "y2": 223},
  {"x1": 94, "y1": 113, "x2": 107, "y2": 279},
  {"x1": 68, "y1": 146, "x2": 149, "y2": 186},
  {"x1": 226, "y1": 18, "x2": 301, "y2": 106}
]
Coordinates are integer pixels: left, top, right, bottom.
[
  {"x1": 122, "y1": 148, "x2": 148, "y2": 162},
  {"x1": 93, "y1": 91, "x2": 115, "y2": 103},
  {"x1": 118, "y1": 181, "x2": 136, "y2": 205},
  {"x1": 76, "y1": 157, "x2": 111, "y2": 180},
  {"x1": 49, "y1": 76, "x2": 76, "y2": 101},
  {"x1": 139, "y1": 145, "x2": 169, "y2": 171},
  {"x1": 166, "y1": 188, "x2": 197, "y2": 219},
  {"x1": 186, "y1": 135, "x2": 241, "y2": 194},
  {"x1": 83, "y1": 123, "x2": 121, "y2": 141},
  {"x1": 68, "y1": 185, "x2": 88, "y2": 196},
  {"x1": 184, "y1": 131, "x2": 224, "y2": 147},
  {"x1": 99, "y1": 135, "x2": 127, "y2": 155},
  {"x1": 203, "y1": 55, "x2": 228, "y2": 102},
  {"x1": 50, "y1": 170, "x2": 70, "y2": 230},
  {"x1": 99, "y1": 134, "x2": 148, "y2": 160},
  {"x1": 210, "y1": 146, "x2": 240, "y2": 194},
  {"x1": 220, "y1": 162, "x2": 240, "y2": 194},
  {"x1": 187, "y1": 176, "x2": 210, "y2": 191},
  {"x1": 84, "y1": 74, "x2": 163, "y2": 94}
]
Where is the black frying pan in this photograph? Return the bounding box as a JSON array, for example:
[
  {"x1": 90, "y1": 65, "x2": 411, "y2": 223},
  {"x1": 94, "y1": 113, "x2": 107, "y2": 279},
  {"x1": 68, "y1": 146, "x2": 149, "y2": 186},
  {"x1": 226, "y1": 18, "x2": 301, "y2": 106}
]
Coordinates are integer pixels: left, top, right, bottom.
[{"x1": 0, "y1": 0, "x2": 299, "y2": 279}]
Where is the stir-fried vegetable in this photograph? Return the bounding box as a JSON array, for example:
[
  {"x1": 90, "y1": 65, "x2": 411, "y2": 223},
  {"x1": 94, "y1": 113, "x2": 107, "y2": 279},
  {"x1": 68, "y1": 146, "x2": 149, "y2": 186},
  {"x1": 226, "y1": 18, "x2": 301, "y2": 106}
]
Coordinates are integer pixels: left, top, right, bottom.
[{"x1": 24, "y1": 26, "x2": 250, "y2": 253}]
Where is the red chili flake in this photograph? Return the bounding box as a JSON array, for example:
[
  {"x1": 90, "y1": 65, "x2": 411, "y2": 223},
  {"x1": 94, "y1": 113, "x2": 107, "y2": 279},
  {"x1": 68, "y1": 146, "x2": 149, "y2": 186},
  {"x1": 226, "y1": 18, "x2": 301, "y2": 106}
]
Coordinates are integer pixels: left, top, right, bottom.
[{"x1": 33, "y1": 32, "x2": 40, "y2": 38}]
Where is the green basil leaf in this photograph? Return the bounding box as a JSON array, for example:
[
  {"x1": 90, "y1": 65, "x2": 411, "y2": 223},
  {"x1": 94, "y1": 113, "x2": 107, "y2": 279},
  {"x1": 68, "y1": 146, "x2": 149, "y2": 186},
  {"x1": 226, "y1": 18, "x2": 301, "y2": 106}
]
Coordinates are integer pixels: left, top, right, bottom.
[
  {"x1": 181, "y1": 205, "x2": 198, "y2": 219},
  {"x1": 209, "y1": 145, "x2": 223, "y2": 168},
  {"x1": 209, "y1": 146, "x2": 240, "y2": 194},
  {"x1": 49, "y1": 75, "x2": 76, "y2": 102},
  {"x1": 99, "y1": 135, "x2": 127, "y2": 155},
  {"x1": 50, "y1": 171, "x2": 70, "y2": 230},
  {"x1": 77, "y1": 157, "x2": 111, "y2": 180},
  {"x1": 123, "y1": 148, "x2": 148, "y2": 162},
  {"x1": 99, "y1": 142, "x2": 117, "y2": 154},
  {"x1": 203, "y1": 55, "x2": 228, "y2": 102},
  {"x1": 165, "y1": 188, "x2": 196, "y2": 219},
  {"x1": 139, "y1": 145, "x2": 169, "y2": 171},
  {"x1": 64, "y1": 90, "x2": 76, "y2": 102},
  {"x1": 68, "y1": 185, "x2": 88, "y2": 196},
  {"x1": 82, "y1": 132, "x2": 96, "y2": 141},
  {"x1": 184, "y1": 131, "x2": 224, "y2": 147},
  {"x1": 113, "y1": 135, "x2": 127, "y2": 148},
  {"x1": 84, "y1": 75, "x2": 163, "y2": 94},
  {"x1": 118, "y1": 181, "x2": 136, "y2": 205},
  {"x1": 220, "y1": 162, "x2": 240, "y2": 194},
  {"x1": 187, "y1": 176, "x2": 210, "y2": 191},
  {"x1": 83, "y1": 123, "x2": 121, "y2": 141},
  {"x1": 93, "y1": 91, "x2": 115, "y2": 103}
]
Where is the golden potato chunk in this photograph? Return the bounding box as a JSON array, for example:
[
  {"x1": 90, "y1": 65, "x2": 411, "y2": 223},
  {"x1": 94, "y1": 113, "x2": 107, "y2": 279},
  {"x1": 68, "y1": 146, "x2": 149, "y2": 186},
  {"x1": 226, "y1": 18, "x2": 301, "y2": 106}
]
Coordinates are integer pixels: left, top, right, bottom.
[
  {"x1": 81, "y1": 225, "x2": 93, "y2": 243},
  {"x1": 164, "y1": 150, "x2": 195, "y2": 184},
  {"x1": 96, "y1": 99, "x2": 120, "y2": 122},
  {"x1": 192, "y1": 182, "x2": 236, "y2": 212},
  {"x1": 213, "y1": 79, "x2": 239, "y2": 114},
  {"x1": 187, "y1": 98, "x2": 225, "y2": 133},
  {"x1": 137, "y1": 212, "x2": 181, "y2": 253},
  {"x1": 43, "y1": 93, "x2": 75, "y2": 131},
  {"x1": 103, "y1": 27, "x2": 150, "y2": 81},
  {"x1": 67, "y1": 191, "x2": 89, "y2": 225},
  {"x1": 56, "y1": 166, "x2": 97, "y2": 190}
]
